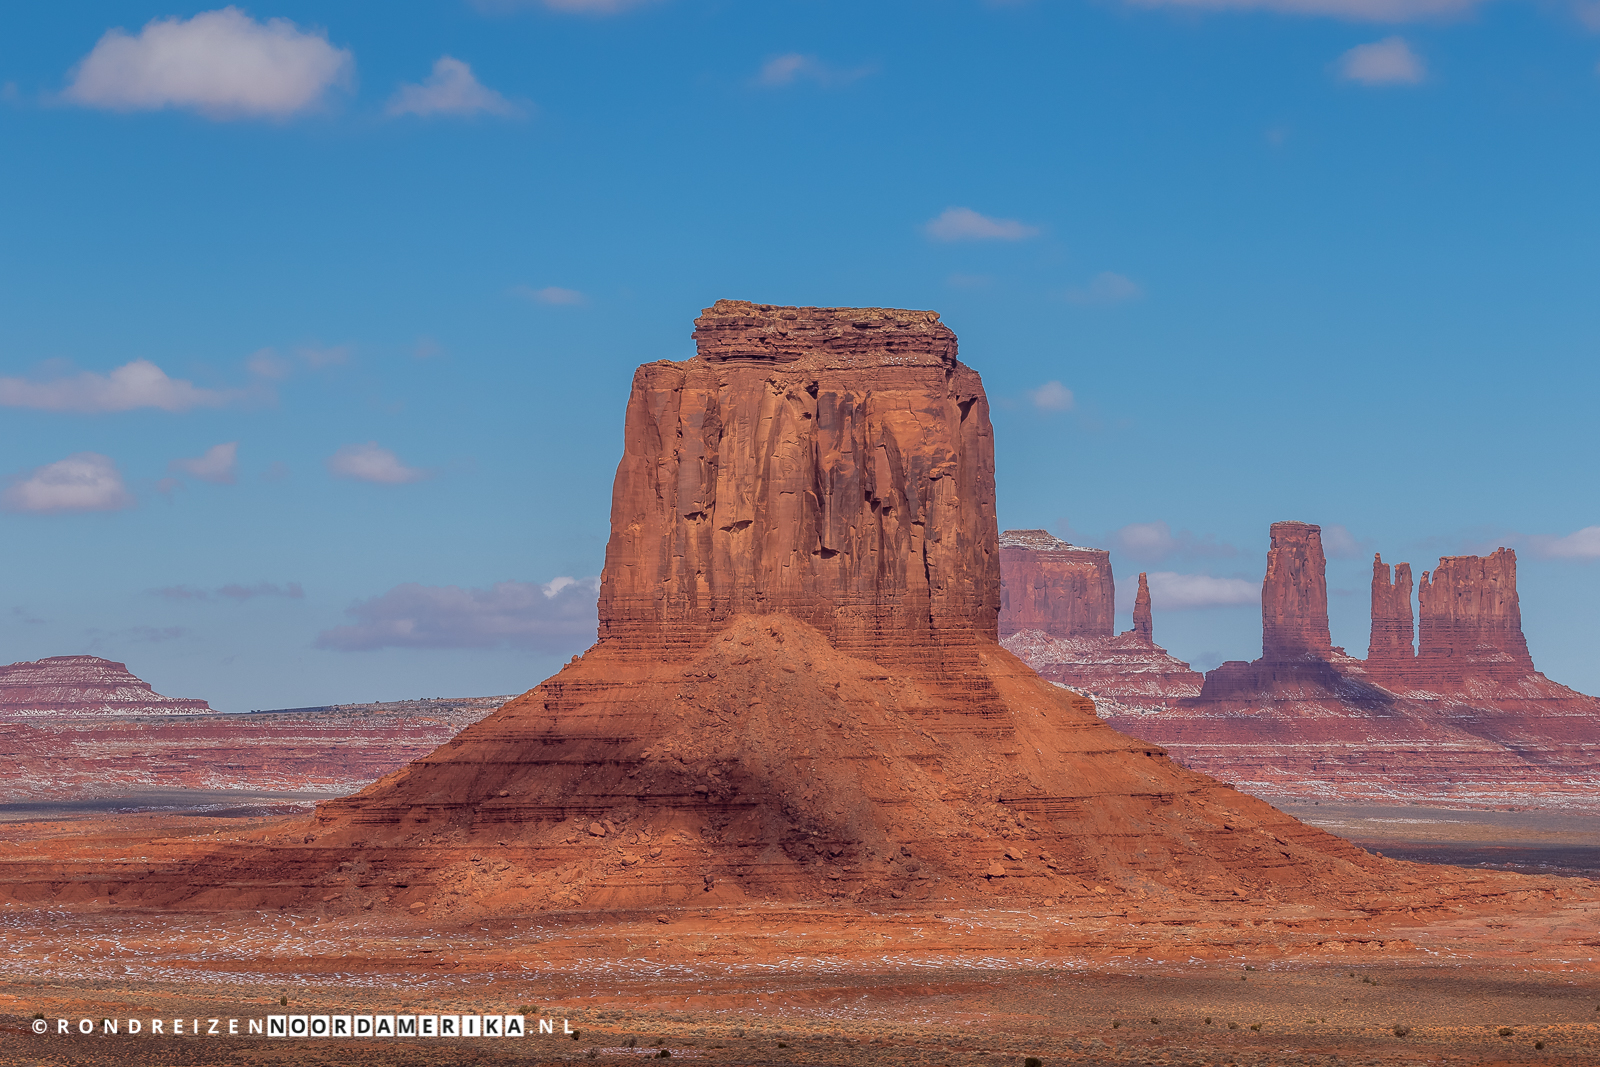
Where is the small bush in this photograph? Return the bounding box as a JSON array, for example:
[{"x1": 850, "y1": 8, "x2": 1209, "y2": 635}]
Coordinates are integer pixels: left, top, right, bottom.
[
  {"x1": 1205, "y1": 1017, "x2": 1212, "y2": 1025},
  {"x1": 777, "y1": 1041, "x2": 788, "y2": 1048},
  {"x1": 1499, "y1": 1027, "x2": 1514, "y2": 1037},
  {"x1": 1024, "y1": 1058, "x2": 1043, "y2": 1067},
  {"x1": 1112, "y1": 1020, "x2": 1122, "y2": 1029},
  {"x1": 1393, "y1": 1025, "x2": 1411, "y2": 1038},
  {"x1": 1250, "y1": 1023, "x2": 1261, "y2": 1033},
  {"x1": 1150, "y1": 1017, "x2": 1159, "y2": 1024},
  {"x1": 1228, "y1": 1022, "x2": 1239, "y2": 1030},
  {"x1": 518, "y1": 1004, "x2": 540, "y2": 1016},
  {"x1": 657, "y1": 1051, "x2": 671, "y2": 1060},
  {"x1": 280, "y1": 996, "x2": 289, "y2": 1006},
  {"x1": 1535, "y1": 1040, "x2": 1546, "y2": 1050},
  {"x1": 571, "y1": 1030, "x2": 581, "y2": 1041}
]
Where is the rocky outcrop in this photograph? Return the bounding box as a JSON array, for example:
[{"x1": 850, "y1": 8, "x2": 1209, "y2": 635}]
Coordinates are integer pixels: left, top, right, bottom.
[
  {"x1": 1261, "y1": 521, "x2": 1333, "y2": 660},
  {"x1": 1417, "y1": 549, "x2": 1536, "y2": 685},
  {"x1": 997, "y1": 529, "x2": 1113, "y2": 641},
  {"x1": 598, "y1": 301, "x2": 998, "y2": 666},
  {"x1": 104, "y1": 302, "x2": 1423, "y2": 915},
  {"x1": 1366, "y1": 554, "x2": 1415, "y2": 672},
  {"x1": 0, "y1": 656, "x2": 211, "y2": 716},
  {"x1": 1000, "y1": 535, "x2": 1201, "y2": 710}
]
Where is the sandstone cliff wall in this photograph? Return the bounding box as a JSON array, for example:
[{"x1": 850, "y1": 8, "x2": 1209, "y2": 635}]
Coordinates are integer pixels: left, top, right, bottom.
[
  {"x1": 996, "y1": 529, "x2": 1113, "y2": 641},
  {"x1": 1416, "y1": 548, "x2": 1535, "y2": 685},
  {"x1": 598, "y1": 301, "x2": 998, "y2": 666}
]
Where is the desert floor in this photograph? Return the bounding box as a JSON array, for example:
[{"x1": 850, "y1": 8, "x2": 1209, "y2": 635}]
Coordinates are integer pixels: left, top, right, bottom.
[{"x1": 1, "y1": 804, "x2": 1596, "y2": 1067}]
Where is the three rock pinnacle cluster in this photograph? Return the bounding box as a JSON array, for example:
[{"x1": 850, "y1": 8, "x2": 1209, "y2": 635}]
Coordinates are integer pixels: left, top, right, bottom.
[{"x1": 1003, "y1": 520, "x2": 1600, "y2": 809}]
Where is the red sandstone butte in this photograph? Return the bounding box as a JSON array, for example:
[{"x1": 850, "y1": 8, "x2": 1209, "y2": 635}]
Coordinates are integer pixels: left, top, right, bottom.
[
  {"x1": 1094, "y1": 525, "x2": 1600, "y2": 811},
  {"x1": 999, "y1": 532, "x2": 1201, "y2": 711},
  {"x1": 0, "y1": 655, "x2": 211, "y2": 716},
  {"x1": 997, "y1": 529, "x2": 1113, "y2": 641},
  {"x1": 84, "y1": 301, "x2": 1417, "y2": 915}
]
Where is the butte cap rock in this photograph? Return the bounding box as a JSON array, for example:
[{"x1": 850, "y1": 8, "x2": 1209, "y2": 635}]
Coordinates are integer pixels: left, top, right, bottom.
[
  {"x1": 99, "y1": 302, "x2": 1417, "y2": 914},
  {"x1": 0, "y1": 655, "x2": 211, "y2": 717}
]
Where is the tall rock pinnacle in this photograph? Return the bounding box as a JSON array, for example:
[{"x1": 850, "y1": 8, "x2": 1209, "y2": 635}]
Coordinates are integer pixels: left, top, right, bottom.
[
  {"x1": 1367, "y1": 554, "x2": 1416, "y2": 670},
  {"x1": 1132, "y1": 572, "x2": 1153, "y2": 645},
  {"x1": 996, "y1": 530, "x2": 1113, "y2": 641},
  {"x1": 1261, "y1": 521, "x2": 1333, "y2": 661}
]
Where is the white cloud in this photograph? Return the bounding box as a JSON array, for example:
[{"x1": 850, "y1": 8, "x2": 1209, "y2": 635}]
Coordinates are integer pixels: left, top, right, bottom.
[
  {"x1": 1030, "y1": 381, "x2": 1076, "y2": 412},
  {"x1": 1527, "y1": 526, "x2": 1600, "y2": 559},
  {"x1": 1321, "y1": 523, "x2": 1364, "y2": 558},
  {"x1": 316, "y1": 577, "x2": 600, "y2": 651},
  {"x1": 1065, "y1": 271, "x2": 1144, "y2": 306},
  {"x1": 514, "y1": 284, "x2": 587, "y2": 305},
  {"x1": 1144, "y1": 571, "x2": 1259, "y2": 610},
  {"x1": 63, "y1": 7, "x2": 352, "y2": 119},
  {"x1": 756, "y1": 53, "x2": 874, "y2": 88},
  {"x1": 326, "y1": 443, "x2": 430, "y2": 485},
  {"x1": 296, "y1": 344, "x2": 350, "y2": 369},
  {"x1": 0, "y1": 359, "x2": 239, "y2": 413},
  {"x1": 387, "y1": 56, "x2": 521, "y2": 118},
  {"x1": 170, "y1": 442, "x2": 238, "y2": 484},
  {"x1": 1339, "y1": 37, "x2": 1426, "y2": 84},
  {"x1": 2, "y1": 453, "x2": 134, "y2": 514},
  {"x1": 1122, "y1": 0, "x2": 1479, "y2": 21},
  {"x1": 246, "y1": 348, "x2": 292, "y2": 381},
  {"x1": 1114, "y1": 521, "x2": 1239, "y2": 563},
  {"x1": 923, "y1": 207, "x2": 1040, "y2": 242}
]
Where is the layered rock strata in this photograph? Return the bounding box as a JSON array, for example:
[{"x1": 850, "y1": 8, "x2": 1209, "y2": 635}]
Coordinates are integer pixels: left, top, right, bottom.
[
  {"x1": 0, "y1": 656, "x2": 211, "y2": 716},
  {"x1": 87, "y1": 302, "x2": 1423, "y2": 914},
  {"x1": 1261, "y1": 521, "x2": 1333, "y2": 660},
  {"x1": 1366, "y1": 554, "x2": 1416, "y2": 672}
]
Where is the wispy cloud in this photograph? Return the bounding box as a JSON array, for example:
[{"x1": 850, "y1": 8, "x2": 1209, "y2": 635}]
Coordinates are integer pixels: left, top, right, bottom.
[
  {"x1": 169, "y1": 442, "x2": 238, "y2": 485},
  {"x1": 316, "y1": 577, "x2": 600, "y2": 651},
  {"x1": 1121, "y1": 0, "x2": 1480, "y2": 21},
  {"x1": 471, "y1": 0, "x2": 658, "y2": 12},
  {"x1": 2, "y1": 453, "x2": 135, "y2": 514},
  {"x1": 924, "y1": 207, "x2": 1040, "y2": 242},
  {"x1": 1339, "y1": 37, "x2": 1426, "y2": 84},
  {"x1": 755, "y1": 53, "x2": 874, "y2": 88},
  {"x1": 326, "y1": 442, "x2": 430, "y2": 485},
  {"x1": 514, "y1": 284, "x2": 587, "y2": 305},
  {"x1": 1065, "y1": 271, "x2": 1143, "y2": 306},
  {"x1": 387, "y1": 56, "x2": 522, "y2": 117},
  {"x1": 0, "y1": 359, "x2": 240, "y2": 413},
  {"x1": 1525, "y1": 526, "x2": 1600, "y2": 560},
  {"x1": 1113, "y1": 521, "x2": 1239, "y2": 564},
  {"x1": 1321, "y1": 523, "x2": 1368, "y2": 559},
  {"x1": 62, "y1": 7, "x2": 353, "y2": 120},
  {"x1": 1143, "y1": 571, "x2": 1259, "y2": 610},
  {"x1": 1029, "y1": 381, "x2": 1075, "y2": 412}
]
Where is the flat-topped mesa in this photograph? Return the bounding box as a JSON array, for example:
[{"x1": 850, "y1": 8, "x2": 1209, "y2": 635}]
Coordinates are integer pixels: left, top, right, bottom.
[
  {"x1": 0, "y1": 655, "x2": 212, "y2": 717},
  {"x1": 997, "y1": 529, "x2": 1113, "y2": 641},
  {"x1": 599, "y1": 300, "x2": 998, "y2": 664},
  {"x1": 1415, "y1": 548, "x2": 1536, "y2": 687},
  {"x1": 1130, "y1": 571, "x2": 1154, "y2": 645},
  {"x1": 1366, "y1": 554, "x2": 1416, "y2": 678},
  {"x1": 1261, "y1": 521, "x2": 1333, "y2": 661}
]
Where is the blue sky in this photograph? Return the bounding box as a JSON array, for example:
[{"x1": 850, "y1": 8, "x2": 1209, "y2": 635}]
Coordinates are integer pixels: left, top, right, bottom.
[{"x1": 1, "y1": 0, "x2": 1597, "y2": 711}]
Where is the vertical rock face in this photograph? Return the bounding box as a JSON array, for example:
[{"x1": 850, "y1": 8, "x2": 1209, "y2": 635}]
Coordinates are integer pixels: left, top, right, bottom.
[
  {"x1": 1132, "y1": 572, "x2": 1153, "y2": 646},
  {"x1": 599, "y1": 300, "x2": 999, "y2": 665},
  {"x1": 1366, "y1": 554, "x2": 1416, "y2": 670},
  {"x1": 1417, "y1": 548, "x2": 1535, "y2": 684},
  {"x1": 996, "y1": 529, "x2": 1113, "y2": 641},
  {"x1": 0, "y1": 656, "x2": 212, "y2": 716},
  {"x1": 1261, "y1": 521, "x2": 1333, "y2": 661}
]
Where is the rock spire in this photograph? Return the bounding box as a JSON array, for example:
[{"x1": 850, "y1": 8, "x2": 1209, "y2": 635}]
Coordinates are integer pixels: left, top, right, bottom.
[
  {"x1": 1261, "y1": 521, "x2": 1333, "y2": 660},
  {"x1": 1416, "y1": 548, "x2": 1535, "y2": 685},
  {"x1": 1132, "y1": 572, "x2": 1153, "y2": 645},
  {"x1": 996, "y1": 530, "x2": 1113, "y2": 641},
  {"x1": 1366, "y1": 554, "x2": 1416, "y2": 670}
]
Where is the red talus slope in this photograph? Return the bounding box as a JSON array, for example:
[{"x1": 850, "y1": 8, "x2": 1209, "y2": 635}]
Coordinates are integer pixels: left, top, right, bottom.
[
  {"x1": 87, "y1": 303, "x2": 1446, "y2": 914},
  {"x1": 0, "y1": 655, "x2": 211, "y2": 716}
]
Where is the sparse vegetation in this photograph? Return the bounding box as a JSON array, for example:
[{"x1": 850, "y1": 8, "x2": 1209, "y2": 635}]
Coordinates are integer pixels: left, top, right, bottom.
[
  {"x1": 571, "y1": 1030, "x2": 581, "y2": 1040},
  {"x1": 1499, "y1": 1027, "x2": 1514, "y2": 1037},
  {"x1": 280, "y1": 995, "x2": 288, "y2": 1006},
  {"x1": 1228, "y1": 1022, "x2": 1239, "y2": 1030},
  {"x1": 1535, "y1": 1040, "x2": 1545, "y2": 1050},
  {"x1": 1393, "y1": 1024, "x2": 1411, "y2": 1037},
  {"x1": 1204, "y1": 1017, "x2": 1212, "y2": 1025},
  {"x1": 1112, "y1": 1019, "x2": 1121, "y2": 1029},
  {"x1": 1024, "y1": 1058, "x2": 1042, "y2": 1067},
  {"x1": 517, "y1": 1003, "x2": 539, "y2": 1015},
  {"x1": 1250, "y1": 1023, "x2": 1261, "y2": 1032}
]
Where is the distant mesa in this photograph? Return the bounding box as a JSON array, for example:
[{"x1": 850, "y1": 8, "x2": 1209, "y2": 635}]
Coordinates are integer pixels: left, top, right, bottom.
[
  {"x1": 0, "y1": 655, "x2": 211, "y2": 717},
  {"x1": 999, "y1": 530, "x2": 1203, "y2": 711},
  {"x1": 1003, "y1": 520, "x2": 1600, "y2": 811},
  {"x1": 83, "y1": 300, "x2": 1422, "y2": 915}
]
